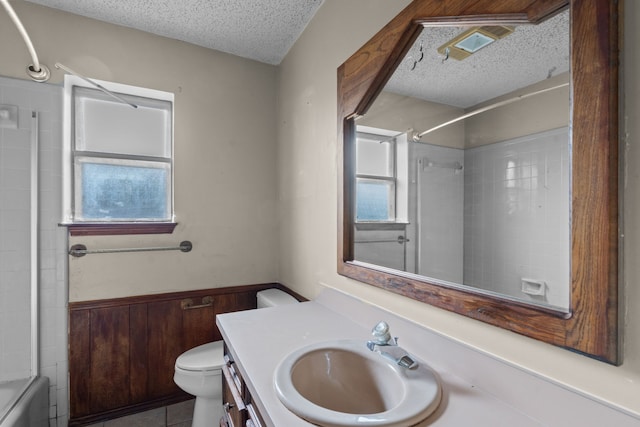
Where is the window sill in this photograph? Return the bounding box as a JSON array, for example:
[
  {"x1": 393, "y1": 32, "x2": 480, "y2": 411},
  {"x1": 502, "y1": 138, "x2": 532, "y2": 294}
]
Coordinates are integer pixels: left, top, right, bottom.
[
  {"x1": 63, "y1": 222, "x2": 177, "y2": 236},
  {"x1": 355, "y1": 222, "x2": 409, "y2": 231}
]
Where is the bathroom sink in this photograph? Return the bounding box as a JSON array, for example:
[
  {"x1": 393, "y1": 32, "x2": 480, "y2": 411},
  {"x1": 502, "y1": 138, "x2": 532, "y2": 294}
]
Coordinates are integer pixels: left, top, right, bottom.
[{"x1": 274, "y1": 340, "x2": 441, "y2": 427}]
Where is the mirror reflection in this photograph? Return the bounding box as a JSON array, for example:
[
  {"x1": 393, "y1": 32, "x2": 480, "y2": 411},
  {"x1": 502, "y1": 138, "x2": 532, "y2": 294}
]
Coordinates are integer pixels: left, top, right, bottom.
[{"x1": 353, "y1": 10, "x2": 570, "y2": 311}]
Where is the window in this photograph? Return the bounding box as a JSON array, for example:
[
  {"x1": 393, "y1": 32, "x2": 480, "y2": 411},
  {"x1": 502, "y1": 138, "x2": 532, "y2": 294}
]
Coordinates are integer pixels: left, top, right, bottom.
[
  {"x1": 355, "y1": 132, "x2": 396, "y2": 222},
  {"x1": 62, "y1": 76, "x2": 174, "y2": 234}
]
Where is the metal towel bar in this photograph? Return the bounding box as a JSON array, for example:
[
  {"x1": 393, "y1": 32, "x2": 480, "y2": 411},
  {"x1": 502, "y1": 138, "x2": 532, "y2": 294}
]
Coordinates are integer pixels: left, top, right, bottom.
[
  {"x1": 69, "y1": 240, "x2": 192, "y2": 257},
  {"x1": 355, "y1": 236, "x2": 409, "y2": 244}
]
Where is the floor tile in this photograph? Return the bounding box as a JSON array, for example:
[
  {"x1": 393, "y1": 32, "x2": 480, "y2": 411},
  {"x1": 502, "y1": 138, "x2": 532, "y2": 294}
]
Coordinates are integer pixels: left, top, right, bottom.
[
  {"x1": 104, "y1": 407, "x2": 165, "y2": 427},
  {"x1": 167, "y1": 399, "x2": 195, "y2": 425}
]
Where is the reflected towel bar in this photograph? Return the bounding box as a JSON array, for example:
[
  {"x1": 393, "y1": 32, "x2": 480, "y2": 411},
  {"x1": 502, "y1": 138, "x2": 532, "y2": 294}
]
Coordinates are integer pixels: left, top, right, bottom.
[
  {"x1": 355, "y1": 236, "x2": 409, "y2": 244},
  {"x1": 69, "y1": 240, "x2": 192, "y2": 257},
  {"x1": 421, "y1": 157, "x2": 463, "y2": 171}
]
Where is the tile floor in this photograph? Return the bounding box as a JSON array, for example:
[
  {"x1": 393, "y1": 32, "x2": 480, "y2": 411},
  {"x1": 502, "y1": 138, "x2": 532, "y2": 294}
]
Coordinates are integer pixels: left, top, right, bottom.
[{"x1": 85, "y1": 399, "x2": 195, "y2": 427}]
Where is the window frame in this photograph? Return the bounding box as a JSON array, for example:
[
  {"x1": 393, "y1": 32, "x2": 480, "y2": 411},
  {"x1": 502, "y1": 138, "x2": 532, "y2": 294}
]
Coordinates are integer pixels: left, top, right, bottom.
[
  {"x1": 62, "y1": 75, "x2": 176, "y2": 236},
  {"x1": 355, "y1": 131, "x2": 398, "y2": 223}
]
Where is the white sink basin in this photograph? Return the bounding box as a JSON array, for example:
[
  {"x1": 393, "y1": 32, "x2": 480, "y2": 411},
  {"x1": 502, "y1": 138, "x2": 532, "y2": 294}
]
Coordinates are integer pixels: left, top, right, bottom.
[{"x1": 274, "y1": 340, "x2": 441, "y2": 427}]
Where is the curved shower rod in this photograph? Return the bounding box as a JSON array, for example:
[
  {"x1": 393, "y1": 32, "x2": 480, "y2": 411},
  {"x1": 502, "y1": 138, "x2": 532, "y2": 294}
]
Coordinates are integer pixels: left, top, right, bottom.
[
  {"x1": 1, "y1": 0, "x2": 50, "y2": 82},
  {"x1": 412, "y1": 82, "x2": 569, "y2": 142}
]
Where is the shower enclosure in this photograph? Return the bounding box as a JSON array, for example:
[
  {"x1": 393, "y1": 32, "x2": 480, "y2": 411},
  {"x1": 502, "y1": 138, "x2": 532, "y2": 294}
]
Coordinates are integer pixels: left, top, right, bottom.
[
  {"x1": 0, "y1": 76, "x2": 66, "y2": 427},
  {"x1": 0, "y1": 101, "x2": 41, "y2": 426}
]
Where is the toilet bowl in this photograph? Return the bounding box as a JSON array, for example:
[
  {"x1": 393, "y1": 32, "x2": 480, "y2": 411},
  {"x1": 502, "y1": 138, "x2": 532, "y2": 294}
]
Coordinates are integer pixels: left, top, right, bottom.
[
  {"x1": 173, "y1": 341, "x2": 225, "y2": 426},
  {"x1": 173, "y1": 289, "x2": 298, "y2": 427}
]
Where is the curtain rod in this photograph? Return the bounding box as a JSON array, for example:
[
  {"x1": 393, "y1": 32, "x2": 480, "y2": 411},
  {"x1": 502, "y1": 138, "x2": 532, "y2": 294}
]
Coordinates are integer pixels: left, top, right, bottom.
[
  {"x1": 412, "y1": 82, "x2": 569, "y2": 141},
  {"x1": 55, "y1": 62, "x2": 138, "y2": 109},
  {"x1": 1, "y1": 0, "x2": 50, "y2": 82}
]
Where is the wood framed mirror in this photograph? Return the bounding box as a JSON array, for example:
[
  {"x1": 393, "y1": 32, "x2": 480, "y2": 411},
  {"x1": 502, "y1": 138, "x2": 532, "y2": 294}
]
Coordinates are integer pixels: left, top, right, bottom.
[{"x1": 337, "y1": 0, "x2": 620, "y2": 364}]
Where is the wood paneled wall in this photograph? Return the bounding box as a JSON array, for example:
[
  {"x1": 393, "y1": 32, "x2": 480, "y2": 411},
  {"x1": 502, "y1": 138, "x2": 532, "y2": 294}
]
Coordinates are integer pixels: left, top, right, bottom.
[{"x1": 68, "y1": 283, "x2": 299, "y2": 426}]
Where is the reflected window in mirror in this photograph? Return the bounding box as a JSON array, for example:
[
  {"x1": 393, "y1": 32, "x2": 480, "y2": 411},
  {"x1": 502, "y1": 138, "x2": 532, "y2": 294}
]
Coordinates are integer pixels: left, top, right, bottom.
[
  {"x1": 354, "y1": 129, "x2": 411, "y2": 271},
  {"x1": 356, "y1": 132, "x2": 397, "y2": 222}
]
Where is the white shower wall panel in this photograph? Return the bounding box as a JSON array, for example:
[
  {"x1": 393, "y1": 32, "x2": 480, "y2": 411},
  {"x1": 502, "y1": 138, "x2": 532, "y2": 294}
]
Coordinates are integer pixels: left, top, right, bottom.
[
  {"x1": 412, "y1": 143, "x2": 464, "y2": 283},
  {"x1": 0, "y1": 106, "x2": 32, "y2": 383},
  {"x1": 463, "y1": 127, "x2": 570, "y2": 309}
]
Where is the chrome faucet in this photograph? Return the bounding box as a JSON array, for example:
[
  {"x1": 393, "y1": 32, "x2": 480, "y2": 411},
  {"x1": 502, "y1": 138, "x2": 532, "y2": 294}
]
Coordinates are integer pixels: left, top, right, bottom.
[
  {"x1": 366, "y1": 321, "x2": 418, "y2": 369},
  {"x1": 366, "y1": 320, "x2": 396, "y2": 348}
]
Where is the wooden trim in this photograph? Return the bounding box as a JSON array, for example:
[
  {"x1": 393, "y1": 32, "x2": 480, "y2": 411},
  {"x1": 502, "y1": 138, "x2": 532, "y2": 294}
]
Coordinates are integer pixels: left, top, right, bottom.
[
  {"x1": 337, "y1": 0, "x2": 620, "y2": 363},
  {"x1": 68, "y1": 283, "x2": 293, "y2": 310},
  {"x1": 65, "y1": 222, "x2": 177, "y2": 236}
]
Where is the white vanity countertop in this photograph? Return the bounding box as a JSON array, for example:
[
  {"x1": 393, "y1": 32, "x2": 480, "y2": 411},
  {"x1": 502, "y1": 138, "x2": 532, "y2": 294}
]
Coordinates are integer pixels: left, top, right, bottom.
[{"x1": 217, "y1": 289, "x2": 640, "y2": 427}]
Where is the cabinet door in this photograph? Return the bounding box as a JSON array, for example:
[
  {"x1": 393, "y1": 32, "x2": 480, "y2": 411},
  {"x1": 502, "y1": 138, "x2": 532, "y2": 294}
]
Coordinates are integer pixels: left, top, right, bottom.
[{"x1": 222, "y1": 363, "x2": 246, "y2": 427}]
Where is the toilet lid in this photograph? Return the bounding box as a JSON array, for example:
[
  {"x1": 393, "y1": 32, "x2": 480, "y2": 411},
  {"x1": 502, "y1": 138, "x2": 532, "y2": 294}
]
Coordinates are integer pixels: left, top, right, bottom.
[{"x1": 176, "y1": 341, "x2": 225, "y2": 371}]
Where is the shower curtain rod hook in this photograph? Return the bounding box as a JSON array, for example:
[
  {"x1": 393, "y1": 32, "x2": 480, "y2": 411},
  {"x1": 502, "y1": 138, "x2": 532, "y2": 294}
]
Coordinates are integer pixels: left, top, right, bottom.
[
  {"x1": 26, "y1": 63, "x2": 50, "y2": 83},
  {"x1": 1, "y1": 0, "x2": 50, "y2": 82}
]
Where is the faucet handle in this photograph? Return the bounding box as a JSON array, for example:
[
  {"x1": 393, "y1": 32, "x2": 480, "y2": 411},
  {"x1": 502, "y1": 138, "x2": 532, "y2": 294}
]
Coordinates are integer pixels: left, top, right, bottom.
[{"x1": 371, "y1": 321, "x2": 392, "y2": 344}]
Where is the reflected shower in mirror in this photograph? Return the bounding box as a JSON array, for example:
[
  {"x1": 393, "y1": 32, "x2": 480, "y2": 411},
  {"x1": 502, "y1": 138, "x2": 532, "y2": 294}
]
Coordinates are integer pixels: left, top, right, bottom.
[{"x1": 353, "y1": 10, "x2": 570, "y2": 311}]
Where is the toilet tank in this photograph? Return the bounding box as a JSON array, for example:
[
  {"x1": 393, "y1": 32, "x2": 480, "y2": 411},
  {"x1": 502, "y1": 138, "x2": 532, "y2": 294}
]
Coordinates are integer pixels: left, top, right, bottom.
[{"x1": 257, "y1": 289, "x2": 298, "y2": 308}]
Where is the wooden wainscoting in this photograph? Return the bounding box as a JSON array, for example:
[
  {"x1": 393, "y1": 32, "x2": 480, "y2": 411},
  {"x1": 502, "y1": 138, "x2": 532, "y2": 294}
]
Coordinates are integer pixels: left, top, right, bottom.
[{"x1": 68, "y1": 283, "x2": 301, "y2": 426}]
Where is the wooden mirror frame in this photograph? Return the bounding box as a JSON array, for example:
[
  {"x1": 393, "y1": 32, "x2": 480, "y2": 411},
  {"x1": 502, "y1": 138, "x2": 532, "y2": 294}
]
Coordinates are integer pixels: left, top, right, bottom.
[{"x1": 337, "y1": 0, "x2": 620, "y2": 364}]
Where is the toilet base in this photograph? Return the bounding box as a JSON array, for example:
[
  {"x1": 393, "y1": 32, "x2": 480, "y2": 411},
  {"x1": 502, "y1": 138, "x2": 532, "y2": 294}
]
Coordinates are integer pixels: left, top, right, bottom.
[{"x1": 192, "y1": 396, "x2": 224, "y2": 427}]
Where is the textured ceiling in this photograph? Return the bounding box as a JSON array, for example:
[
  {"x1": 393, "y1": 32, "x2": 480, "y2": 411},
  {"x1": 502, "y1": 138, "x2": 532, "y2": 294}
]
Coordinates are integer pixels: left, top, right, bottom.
[
  {"x1": 385, "y1": 10, "x2": 570, "y2": 108},
  {"x1": 18, "y1": 1, "x2": 567, "y2": 107},
  {"x1": 23, "y1": 0, "x2": 324, "y2": 65}
]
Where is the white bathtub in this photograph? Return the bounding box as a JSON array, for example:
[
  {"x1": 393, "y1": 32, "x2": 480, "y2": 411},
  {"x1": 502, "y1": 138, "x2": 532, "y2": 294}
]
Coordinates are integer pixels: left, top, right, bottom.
[{"x1": 0, "y1": 377, "x2": 48, "y2": 427}]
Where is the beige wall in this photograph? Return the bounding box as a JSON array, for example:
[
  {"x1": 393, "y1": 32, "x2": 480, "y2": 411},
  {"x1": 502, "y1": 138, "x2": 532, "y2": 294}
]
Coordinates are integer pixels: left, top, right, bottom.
[
  {"x1": 0, "y1": 2, "x2": 279, "y2": 301},
  {"x1": 464, "y1": 72, "x2": 570, "y2": 147},
  {"x1": 278, "y1": 0, "x2": 640, "y2": 417}
]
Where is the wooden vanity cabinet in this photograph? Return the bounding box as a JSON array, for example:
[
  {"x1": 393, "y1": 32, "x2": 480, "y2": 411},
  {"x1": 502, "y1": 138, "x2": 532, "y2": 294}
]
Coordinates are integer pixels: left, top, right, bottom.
[{"x1": 221, "y1": 344, "x2": 266, "y2": 427}]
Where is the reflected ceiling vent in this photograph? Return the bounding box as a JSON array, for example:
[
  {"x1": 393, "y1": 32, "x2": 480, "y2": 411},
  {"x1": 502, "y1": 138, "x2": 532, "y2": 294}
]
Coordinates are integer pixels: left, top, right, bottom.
[{"x1": 437, "y1": 25, "x2": 514, "y2": 60}]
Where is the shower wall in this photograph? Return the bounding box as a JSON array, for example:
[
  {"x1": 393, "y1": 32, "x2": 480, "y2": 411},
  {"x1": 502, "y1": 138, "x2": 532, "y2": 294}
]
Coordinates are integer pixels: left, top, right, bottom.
[
  {"x1": 0, "y1": 100, "x2": 32, "y2": 383},
  {"x1": 410, "y1": 128, "x2": 569, "y2": 309},
  {"x1": 411, "y1": 142, "x2": 464, "y2": 282},
  {"x1": 0, "y1": 76, "x2": 67, "y2": 426},
  {"x1": 463, "y1": 127, "x2": 570, "y2": 308}
]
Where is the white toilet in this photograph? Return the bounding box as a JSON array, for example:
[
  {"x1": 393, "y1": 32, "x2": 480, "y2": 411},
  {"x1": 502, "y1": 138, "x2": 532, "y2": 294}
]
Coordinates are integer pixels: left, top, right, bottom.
[{"x1": 173, "y1": 289, "x2": 298, "y2": 427}]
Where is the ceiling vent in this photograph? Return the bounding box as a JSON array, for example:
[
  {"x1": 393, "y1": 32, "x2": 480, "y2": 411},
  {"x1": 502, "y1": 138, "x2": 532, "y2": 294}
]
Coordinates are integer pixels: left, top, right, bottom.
[{"x1": 437, "y1": 25, "x2": 514, "y2": 60}]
